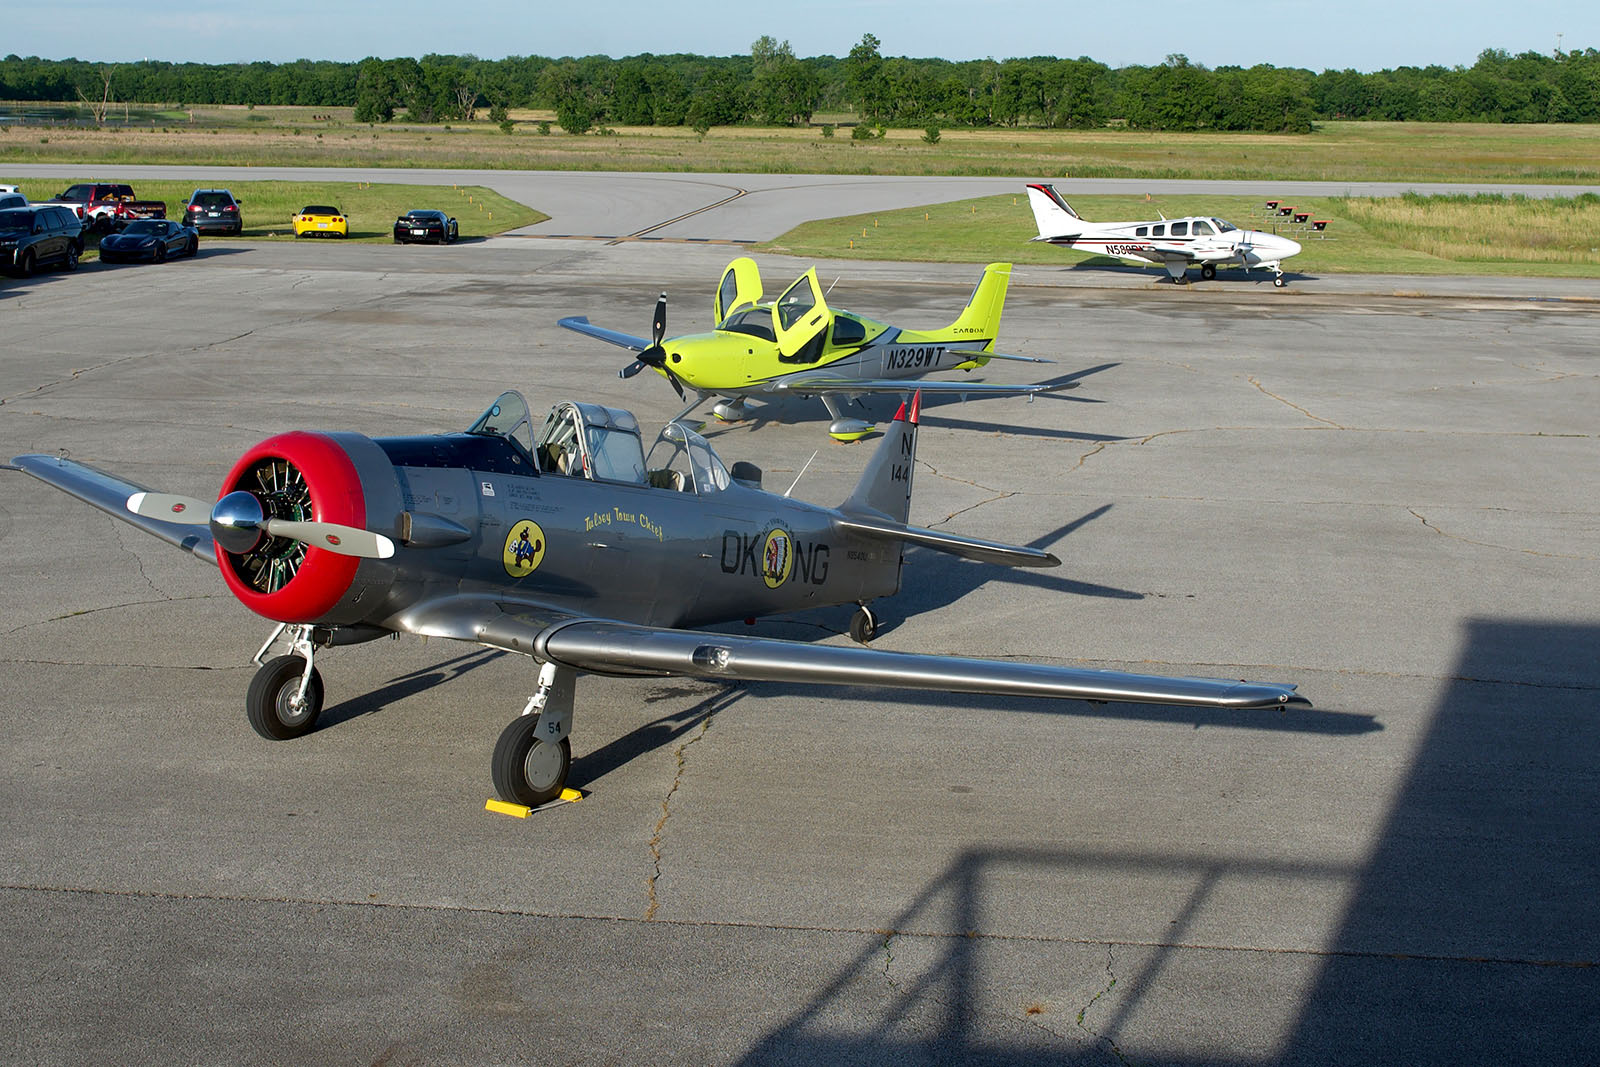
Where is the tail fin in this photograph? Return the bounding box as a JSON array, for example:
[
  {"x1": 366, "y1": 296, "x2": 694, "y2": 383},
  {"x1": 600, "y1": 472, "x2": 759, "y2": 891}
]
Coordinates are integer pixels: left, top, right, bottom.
[
  {"x1": 840, "y1": 392, "x2": 919, "y2": 524},
  {"x1": 946, "y1": 262, "x2": 1011, "y2": 355},
  {"x1": 1026, "y1": 183, "x2": 1081, "y2": 240}
]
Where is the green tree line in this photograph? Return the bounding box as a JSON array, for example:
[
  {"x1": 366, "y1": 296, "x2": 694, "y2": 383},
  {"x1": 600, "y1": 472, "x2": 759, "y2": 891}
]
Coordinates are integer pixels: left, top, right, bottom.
[{"x1": 4, "y1": 38, "x2": 1598, "y2": 132}]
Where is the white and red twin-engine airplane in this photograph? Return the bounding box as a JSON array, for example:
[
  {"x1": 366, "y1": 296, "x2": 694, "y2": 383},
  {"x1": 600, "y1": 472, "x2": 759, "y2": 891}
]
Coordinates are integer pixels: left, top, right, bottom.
[{"x1": 1026, "y1": 183, "x2": 1303, "y2": 287}]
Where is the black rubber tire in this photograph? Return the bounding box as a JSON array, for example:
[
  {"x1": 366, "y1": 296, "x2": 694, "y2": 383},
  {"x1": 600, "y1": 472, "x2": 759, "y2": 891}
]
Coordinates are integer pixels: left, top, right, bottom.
[
  {"x1": 154, "y1": 242, "x2": 167, "y2": 263},
  {"x1": 63, "y1": 244, "x2": 79, "y2": 271},
  {"x1": 1201, "y1": 263, "x2": 1216, "y2": 281},
  {"x1": 1274, "y1": 276, "x2": 1286, "y2": 288},
  {"x1": 18, "y1": 249, "x2": 35, "y2": 277},
  {"x1": 849, "y1": 606, "x2": 878, "y2": 645},
  {"x1": 187, "y1": 238, "x2": 198, "y2": 257},
  {"x1": 246, "y1": 655, "x2": 324, "y2": 740},
  {"x1": 491, "y1": 716, "x2": 571, "y2": 807}
]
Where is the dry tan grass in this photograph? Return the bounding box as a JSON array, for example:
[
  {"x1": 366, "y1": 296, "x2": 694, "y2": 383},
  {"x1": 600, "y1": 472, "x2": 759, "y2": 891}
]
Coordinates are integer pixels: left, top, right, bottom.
[
  {"x1": 1337, "y1": 195, "x2": 1600, "y2": 264},
  {"x1": 5, "y1": 114, "x2": 1600, "y2": 182}
]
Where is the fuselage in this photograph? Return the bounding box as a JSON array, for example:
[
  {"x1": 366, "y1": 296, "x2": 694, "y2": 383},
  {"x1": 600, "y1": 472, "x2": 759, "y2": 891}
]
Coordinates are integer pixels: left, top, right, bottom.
[
  {"x1": 660, "y1": 306, "x2": 995, "y2": 393},
  {"x1": 330, "y1": 431, "x2": 903, "y2": 634},
  {"x1": 1046, "y1": 216, "x2": 1302, "y2": 270}
]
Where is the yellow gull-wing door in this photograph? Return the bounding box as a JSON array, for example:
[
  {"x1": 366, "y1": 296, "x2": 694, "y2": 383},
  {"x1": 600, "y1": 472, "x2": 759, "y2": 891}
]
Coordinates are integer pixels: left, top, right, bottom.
[
  {"x1": 714, "y1": 257, "x2": 764, "y2": 324},
  {"x1": 771, "y1": 267, "x2": 832, "y2": 360}
]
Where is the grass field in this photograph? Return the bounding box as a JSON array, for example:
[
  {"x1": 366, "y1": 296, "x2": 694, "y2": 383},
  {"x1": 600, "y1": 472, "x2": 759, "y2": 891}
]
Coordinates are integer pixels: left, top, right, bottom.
[
  {"x1": 760, "y1": 192, "x2": 1600, "y2": 278},
  {"x1": 1, "y1": 177, "x2": 547, "y2": 246},
  {"x1": 4, "y1": 105, "x2": 1600, "y2": 183}
]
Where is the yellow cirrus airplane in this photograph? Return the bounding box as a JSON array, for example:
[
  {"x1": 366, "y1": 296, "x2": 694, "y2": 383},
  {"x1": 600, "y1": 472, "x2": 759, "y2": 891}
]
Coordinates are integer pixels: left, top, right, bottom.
[{"x1": 559, "y1": 257, "x2": 1071, "y2": 441}]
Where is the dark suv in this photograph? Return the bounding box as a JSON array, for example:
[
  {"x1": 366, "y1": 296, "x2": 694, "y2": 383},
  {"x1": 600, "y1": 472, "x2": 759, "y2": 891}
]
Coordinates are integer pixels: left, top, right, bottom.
[
  {"x1": 0, "y1": 205, "x2": 84, "y2": 276},
  {"x1": 183, "y1": 189, "x2": 243, "y2": 235}
]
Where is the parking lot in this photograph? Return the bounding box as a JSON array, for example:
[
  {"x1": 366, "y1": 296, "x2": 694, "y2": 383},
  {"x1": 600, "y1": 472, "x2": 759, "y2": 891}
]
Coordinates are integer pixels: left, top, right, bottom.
[{"x1": 3, "y1": 232, "x2": 1598, "y2": 1064}]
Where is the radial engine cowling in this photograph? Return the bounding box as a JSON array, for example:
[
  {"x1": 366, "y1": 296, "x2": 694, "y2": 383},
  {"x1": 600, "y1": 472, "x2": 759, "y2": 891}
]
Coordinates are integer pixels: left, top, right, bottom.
[{"x1": 215, "y1": 431, "x2": 403, "y2": 624}]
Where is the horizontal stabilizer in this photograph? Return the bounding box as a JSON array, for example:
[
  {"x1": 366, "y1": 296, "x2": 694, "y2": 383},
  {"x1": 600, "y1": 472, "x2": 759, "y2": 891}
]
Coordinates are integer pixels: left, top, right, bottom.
[
  {"x1": 836, "y1": 515, "x2": 1059, "y2": 568},
  {"x1": 532, "y1": 619, "x2": 1308, "y2": 711}
]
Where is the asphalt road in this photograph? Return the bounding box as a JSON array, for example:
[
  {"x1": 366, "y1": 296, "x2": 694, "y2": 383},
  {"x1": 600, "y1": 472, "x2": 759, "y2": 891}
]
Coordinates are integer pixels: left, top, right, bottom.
[{"x1": 2, "y1": 222, "x2": 1598, "y2": 1065}]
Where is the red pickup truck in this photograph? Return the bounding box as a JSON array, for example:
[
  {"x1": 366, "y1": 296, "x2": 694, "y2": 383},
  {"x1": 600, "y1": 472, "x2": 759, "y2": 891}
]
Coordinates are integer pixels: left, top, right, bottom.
[{"x1": 50, "y1": 183, "x2": 167, "y2": 233}]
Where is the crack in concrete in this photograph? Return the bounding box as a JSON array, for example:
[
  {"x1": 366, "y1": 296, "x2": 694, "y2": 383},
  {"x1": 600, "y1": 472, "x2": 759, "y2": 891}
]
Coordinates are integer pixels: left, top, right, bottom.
[
  {"x1": 1074, "y1": 945, "x2": 1131, "y2": 1065},
  {"x1": 1408, "y1": 508, "x2": 1597, "y2": 561},
  {"x1": 1247, "y1": 376, "x2": 1344, "y2": 427},
  {"x1": 0, "y1": 595, "x2": 223, "y2": 641},
  {"x1": 112, "y1": 523, "x2": 173, "y2": 602},
  {"x1": 644, "y1": 713, "x2": 715, "y2": 921},
  {"x1": 916, "y1": 459, "x2": 1017, "y2": 529}
]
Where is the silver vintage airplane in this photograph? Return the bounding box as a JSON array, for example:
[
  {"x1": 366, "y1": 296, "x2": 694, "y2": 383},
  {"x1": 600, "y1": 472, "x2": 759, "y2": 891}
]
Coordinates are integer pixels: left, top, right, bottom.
[
  {"x1": 8, "y1": 390, "x2": 1307, "y2": 806},
  {"x1": 1026, "y1": 183, "x2": 1303, "y2": 287}
]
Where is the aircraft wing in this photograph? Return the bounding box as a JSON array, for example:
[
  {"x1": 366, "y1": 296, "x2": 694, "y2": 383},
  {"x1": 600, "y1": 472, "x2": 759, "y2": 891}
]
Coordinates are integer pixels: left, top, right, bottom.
[
  {"x1": 8, "y1": 454, "x2": 218, "y2": 564},
  {"x1": 426, "y1": 603, "x2": 1305, "y2": 709},
  {"x1": 1144, "y1": 243, "x2": 1199, "y2": 264},
  {"x1": 767, "y1": 375, "x2": 1076, "y2": 398},
  {"x1": 518, "y1": 618, "x2": 1308, "y2": 710},
  {"x1": 557, "y1": 316, "x2": 650, "y2": 354}
]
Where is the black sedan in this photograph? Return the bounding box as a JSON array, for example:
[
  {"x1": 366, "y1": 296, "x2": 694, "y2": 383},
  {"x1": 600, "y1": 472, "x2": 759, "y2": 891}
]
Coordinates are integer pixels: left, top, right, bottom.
[
  {"x1": 393, "y1": 209, "x2": 459, "y2": 245},
  {"x1": 98, "y1": 218, "x2": 199, "y2": 264}
]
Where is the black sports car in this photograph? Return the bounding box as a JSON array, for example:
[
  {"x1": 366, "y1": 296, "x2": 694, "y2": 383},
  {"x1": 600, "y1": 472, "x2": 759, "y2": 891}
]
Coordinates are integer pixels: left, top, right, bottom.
[
  {"x1": 98, "y1": 218, "x2": 199, "y2": 263},
  {"x1": 393, "y1": 209, "x2": 459, "y2": 245}
]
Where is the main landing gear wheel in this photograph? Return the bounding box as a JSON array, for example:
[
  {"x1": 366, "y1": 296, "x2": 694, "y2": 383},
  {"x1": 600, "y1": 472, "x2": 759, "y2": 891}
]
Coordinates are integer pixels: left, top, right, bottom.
[
  {"x1": 1200, "y1": 263, "x2": 1216, "y2": 281},
  {"x1": 492, "y1": 716, "x2": 572, "y2": 807},
  {"x1": 1273, "y1": 274, "x2": 1287, "y2": 288},
  {"x1": 246, "y1": 654, "x2": 324, "y2": 740},
  {"x1": 849, "y1": 604, "x2": 879, "y2": 644}
]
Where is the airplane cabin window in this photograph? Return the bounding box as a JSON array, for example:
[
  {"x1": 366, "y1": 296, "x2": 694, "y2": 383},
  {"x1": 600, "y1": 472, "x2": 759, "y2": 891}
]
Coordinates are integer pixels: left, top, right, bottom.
[
  {"x1": 1172, "y1": 221, "x2": 1188, "y2": 237},
  {"x1": 1193, "y1": 220, "x2": 1214, "y2": 235},
  {"x1": 721, "y1": 308, "x2": 775, "y2": 342},
  {"x1": 1152, "y1": 224, "x2": 1165, "y2": 237},
  {"x1": 1136, "y1": 226, "x2": 1149, "y2": 237},
  {"x1": 831, "y1": 315, "x2": 867, "y2": 346}
]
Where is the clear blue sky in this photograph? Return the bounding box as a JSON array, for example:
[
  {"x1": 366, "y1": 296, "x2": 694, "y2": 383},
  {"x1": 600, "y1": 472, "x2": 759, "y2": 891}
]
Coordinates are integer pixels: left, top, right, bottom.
[{"x1": 5, "y1": 0, "x2": 1594, "y2": 72}]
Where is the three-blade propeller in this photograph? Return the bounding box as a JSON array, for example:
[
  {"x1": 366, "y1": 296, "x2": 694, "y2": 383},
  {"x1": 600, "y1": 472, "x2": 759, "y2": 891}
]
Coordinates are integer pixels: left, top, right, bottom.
[
  {"x1": 617, "y1": 292, "x2": 686, "y2": 400},
  {"x1": 127, "y1": 491, "x2": 395, "y2": 559}
]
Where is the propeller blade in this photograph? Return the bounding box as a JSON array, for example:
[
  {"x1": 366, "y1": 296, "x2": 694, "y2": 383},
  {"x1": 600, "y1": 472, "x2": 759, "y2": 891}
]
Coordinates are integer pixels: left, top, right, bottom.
[
  {"x1": 663, "y1": 367, "x2": 686, "y2": 401},
  {"x1": 619, "y1": 360, "x2": 647, "y2": 380},
  {"x1": 126, "y1": 491, "x2": 210, "y2": 525},
  {"x1": 263, "y1": 519, "x2": 396, "y2": 560},
  {"x1": 651, "y1": 292, "x2": 667, "y2": 347}
]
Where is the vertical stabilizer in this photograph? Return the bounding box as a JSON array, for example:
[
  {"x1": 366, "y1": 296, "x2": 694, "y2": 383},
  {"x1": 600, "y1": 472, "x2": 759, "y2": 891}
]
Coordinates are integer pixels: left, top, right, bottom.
[
  {"x1": 946, "y1": 263, "x2": 1011, "y2": 353},
  {"x1": 1025, "y1": 183, "x2": 1082, "y2": 240},
  {"x1": 840, "y1": 392, "x2": 919, "y2": 523}
]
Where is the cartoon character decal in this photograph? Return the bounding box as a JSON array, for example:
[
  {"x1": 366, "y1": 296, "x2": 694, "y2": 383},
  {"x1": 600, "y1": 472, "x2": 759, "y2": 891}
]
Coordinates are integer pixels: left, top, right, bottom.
[{"x1": 502, "y1": 520, "x2": 547, "y2": 578}]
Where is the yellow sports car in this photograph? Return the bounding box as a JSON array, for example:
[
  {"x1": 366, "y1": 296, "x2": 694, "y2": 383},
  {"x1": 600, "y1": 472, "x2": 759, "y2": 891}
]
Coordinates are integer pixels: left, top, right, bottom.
[{"x1": 292, "y1": 205, "x2": 348, "y2": 238}]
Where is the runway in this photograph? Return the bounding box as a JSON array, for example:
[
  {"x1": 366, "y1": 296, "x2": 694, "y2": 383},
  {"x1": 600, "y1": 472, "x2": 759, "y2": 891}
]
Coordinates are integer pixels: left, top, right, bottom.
[
  {"x1": 8, "y1": 161, "x2": 1600, "y2": 242},
  {"x1": 2, "y1": 225, "x2": 1598, "y2": 1063}
]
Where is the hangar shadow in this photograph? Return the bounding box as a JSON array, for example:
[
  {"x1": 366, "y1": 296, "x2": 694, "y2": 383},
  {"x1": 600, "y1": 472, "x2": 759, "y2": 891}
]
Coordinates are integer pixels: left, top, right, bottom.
[{"x1": 726, "y1": 616, "x2": 1600, "y2": 1065}]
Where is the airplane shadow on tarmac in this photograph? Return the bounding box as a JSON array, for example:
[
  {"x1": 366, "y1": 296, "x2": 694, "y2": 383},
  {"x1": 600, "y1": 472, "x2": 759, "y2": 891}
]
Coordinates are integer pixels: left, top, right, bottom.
[
  {"x1": 1046, "y1": 256, "x2": 1311, "y2": 288},
  {"x1": 729, "y1": 617, "x2": 1600, "y2": 1066},
  {"x1": 319, "y1": 647, "x2": 508, "y2": 730}
]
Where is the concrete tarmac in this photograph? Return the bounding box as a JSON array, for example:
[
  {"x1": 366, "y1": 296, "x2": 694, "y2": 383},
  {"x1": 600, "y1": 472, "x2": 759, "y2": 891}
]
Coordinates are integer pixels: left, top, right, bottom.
[{"x1": 2, "y1": 235, "x2": 1598, "y2": 1065}]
